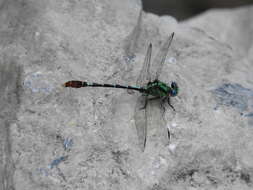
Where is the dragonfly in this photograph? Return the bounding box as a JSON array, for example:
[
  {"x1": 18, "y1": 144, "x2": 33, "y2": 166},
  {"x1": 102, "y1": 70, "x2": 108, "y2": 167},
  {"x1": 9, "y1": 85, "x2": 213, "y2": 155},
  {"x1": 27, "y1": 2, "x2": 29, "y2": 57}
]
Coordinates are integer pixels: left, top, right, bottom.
[{"x1": 63, "y1": 32, "x2": 178, "y2": 151}]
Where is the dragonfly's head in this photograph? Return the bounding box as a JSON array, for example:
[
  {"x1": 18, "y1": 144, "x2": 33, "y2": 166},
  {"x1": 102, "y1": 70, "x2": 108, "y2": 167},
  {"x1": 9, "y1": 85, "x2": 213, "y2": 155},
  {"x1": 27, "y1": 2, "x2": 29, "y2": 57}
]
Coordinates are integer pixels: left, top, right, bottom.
[{"x1": 170, "y1": 81, "x2": 178, "y2": 97}]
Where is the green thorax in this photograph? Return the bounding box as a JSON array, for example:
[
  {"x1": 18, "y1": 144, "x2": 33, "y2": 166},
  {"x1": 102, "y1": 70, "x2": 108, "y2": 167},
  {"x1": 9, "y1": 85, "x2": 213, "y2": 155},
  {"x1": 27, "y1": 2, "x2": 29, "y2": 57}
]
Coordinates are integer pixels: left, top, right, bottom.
[{"x1": 144, "y1": 80, "x2": 171, "y2": 97}]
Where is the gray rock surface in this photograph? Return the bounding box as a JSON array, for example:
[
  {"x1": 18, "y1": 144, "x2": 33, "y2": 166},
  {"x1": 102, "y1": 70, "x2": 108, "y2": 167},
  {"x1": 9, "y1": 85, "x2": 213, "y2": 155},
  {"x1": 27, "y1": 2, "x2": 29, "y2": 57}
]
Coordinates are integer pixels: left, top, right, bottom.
[{"x1": 0, "y1": 0, "x2": 253, "y2": 189}]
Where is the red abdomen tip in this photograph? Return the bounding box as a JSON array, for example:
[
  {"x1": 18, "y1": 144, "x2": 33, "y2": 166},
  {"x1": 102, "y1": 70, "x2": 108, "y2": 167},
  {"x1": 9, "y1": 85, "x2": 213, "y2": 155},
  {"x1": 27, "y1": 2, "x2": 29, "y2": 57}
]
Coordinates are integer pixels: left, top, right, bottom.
[{"x1": 64, "y1": 81, "x2": 83, "y2": 88}]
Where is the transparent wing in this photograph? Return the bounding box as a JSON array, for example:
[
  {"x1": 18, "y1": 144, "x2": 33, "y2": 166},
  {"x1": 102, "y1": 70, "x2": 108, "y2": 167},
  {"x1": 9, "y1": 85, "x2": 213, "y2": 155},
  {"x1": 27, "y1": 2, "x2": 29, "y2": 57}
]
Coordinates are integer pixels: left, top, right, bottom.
[
  {"x1": 125, "y1": 11, "x2": 142, "y2": 57},
  {"x1": 134, "y1": 43, "x2": 152, "y2": 151},
  {"x1": 134, "y1": 96, "x2": 147, "y2": 151},
  {"x1": 147, "y1": 99, "x2": 170, "y2": 147},
  {"x1": 136, "y1": 43, "x2": 152, "y2": 86},
  {"x1": 153, "y1": 32, "x2": 174, "y2": 80}
]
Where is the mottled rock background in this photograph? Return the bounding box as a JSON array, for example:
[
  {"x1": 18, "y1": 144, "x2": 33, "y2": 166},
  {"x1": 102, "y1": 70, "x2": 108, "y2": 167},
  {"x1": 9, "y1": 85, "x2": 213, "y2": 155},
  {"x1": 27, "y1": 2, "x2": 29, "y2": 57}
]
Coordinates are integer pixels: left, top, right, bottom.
[{"x1": 0, "y1": 0, "x2": 253, "y2": 190}]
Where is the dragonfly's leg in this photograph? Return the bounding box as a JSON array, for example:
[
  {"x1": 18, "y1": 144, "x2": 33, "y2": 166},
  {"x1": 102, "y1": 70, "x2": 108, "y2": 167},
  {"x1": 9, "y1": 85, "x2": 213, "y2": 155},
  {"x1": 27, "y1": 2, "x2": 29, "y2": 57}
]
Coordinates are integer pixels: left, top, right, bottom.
[
  {"x1": 160, "y1": 97, "x2": 171, "y2": 141},
  {"x1": 167, "y1": 97, "x2": 176, "y2": 111},
  {"x1": 160, "y1": 97, "x2": 167, "y2": 115}
]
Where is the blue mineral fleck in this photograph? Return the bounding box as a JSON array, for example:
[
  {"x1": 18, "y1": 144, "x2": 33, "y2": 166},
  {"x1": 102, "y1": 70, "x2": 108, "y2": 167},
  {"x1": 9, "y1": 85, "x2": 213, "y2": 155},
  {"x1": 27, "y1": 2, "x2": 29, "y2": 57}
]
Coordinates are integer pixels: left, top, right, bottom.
[
  {"x1": 63, "y1": 138, "x2": 73, "y2": 150},
  {"x1": 24, "y1": 72, "x2": 54, "y2": 94},
  {"x1": 49, "y1": 156, "x2": 68, "y2": 169},
  {"x1": 244, "y1": 113, "x2": 253, "y2": 117},
  {"x1": 213, "y1": 83, "x2": 253, "y2": 113},
  {"x1": 36, "y1": 168, "x2": 49, "y2": 176},
  {"x1": 123, "y1": 54, "x2": 136, "y2": 64}
]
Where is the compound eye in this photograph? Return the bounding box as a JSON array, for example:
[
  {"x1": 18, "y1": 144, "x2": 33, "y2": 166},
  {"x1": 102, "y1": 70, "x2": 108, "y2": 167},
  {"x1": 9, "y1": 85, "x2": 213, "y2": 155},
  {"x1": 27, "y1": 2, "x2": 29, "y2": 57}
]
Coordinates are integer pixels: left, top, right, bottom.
[
  {"x1": 171, "y1": 89, "x2": 177, "y2": 96},
  {"x1": 170, "y1": 82, "x2": 178, "y2": 97},
  {"x1": 171, "y1": 82, "x2": 177, "y2": 88}
]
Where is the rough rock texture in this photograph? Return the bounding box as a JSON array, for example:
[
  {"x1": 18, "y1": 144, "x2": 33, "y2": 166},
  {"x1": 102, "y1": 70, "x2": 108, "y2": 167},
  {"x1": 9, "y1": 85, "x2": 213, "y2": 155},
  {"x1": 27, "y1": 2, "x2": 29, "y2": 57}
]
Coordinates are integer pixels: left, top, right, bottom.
[
  {"x1": 0, "y1": 0, "x2": 253, "y2": 189},
  {"x1": 183, "y1": 6, "x2": 253, "y2": 58}
]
